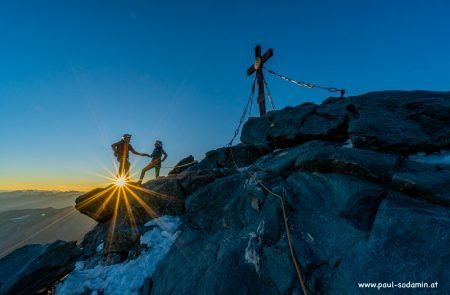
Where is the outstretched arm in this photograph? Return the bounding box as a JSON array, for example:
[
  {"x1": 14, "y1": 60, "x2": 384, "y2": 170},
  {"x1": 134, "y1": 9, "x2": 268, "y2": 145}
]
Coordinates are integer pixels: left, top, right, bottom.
[{"x1": 129, "y1": 145, "x2": 151, "y2": 157}]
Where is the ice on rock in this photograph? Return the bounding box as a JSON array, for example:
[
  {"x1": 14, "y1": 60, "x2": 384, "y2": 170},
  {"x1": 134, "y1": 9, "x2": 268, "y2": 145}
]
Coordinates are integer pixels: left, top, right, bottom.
[
  {"x1": 56, "y1": 215, "x2": 181, "y2": 295},
  {"x1": 342, "y1": 139, "x2": 353, "y2": 148},
  {"x1": 409, "y1": 150, "x2": 450, "y2": 165}
]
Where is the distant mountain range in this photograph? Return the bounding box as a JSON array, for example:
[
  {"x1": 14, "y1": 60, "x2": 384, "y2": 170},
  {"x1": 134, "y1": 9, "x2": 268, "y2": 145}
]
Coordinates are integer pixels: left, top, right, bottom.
[
  {"x1": 0, "y1": 190, "x2": 96, "y2": 258},
  {"x1": 0, "y1": 190, "x2": 83, "y2": 212}
]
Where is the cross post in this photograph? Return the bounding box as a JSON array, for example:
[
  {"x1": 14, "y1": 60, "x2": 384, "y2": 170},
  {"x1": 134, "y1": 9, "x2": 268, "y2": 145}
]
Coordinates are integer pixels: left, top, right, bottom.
[{"x1": 247, "y1": 45, "x2": 273, "y2": 116}]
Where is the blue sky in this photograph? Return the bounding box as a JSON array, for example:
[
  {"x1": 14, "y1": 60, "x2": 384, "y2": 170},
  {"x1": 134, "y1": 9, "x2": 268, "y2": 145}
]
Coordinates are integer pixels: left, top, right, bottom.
[{"x1": 1, "y1": 0, "x2": 449, "y2": 190}]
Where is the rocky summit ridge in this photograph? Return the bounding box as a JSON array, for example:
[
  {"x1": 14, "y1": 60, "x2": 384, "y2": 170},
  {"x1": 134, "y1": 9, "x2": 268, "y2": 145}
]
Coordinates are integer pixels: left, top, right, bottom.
[{"x1": 1, "y1": 90, "x2": 449, "y2": 294}]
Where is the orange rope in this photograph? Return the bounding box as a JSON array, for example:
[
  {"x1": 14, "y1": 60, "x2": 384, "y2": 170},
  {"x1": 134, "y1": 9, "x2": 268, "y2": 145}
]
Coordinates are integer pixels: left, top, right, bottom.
[{"x1": 228, "y1": 147, "x2": 308, "y2": 295}]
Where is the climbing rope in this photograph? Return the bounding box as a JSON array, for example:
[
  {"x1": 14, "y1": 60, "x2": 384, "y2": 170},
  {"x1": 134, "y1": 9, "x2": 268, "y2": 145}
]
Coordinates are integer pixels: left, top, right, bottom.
[
  {"x1": 227, "y1": 148, "x2": 308, "y2": 295},
  {"x1": 161, "y1": 161, "x2": 198, "y2": 169},
  {"x1": 263, "y1": 77, "x2": 276, "y2": 110},
  {"x1": 226, "y1": 86, "x2": 308, "y2": 294},
  {"x1": 228, "y1": 77, "x2": 256, "y2": 147},
  {"x1": 264, "y1": 67, "x2": 345, "y2": 98}
]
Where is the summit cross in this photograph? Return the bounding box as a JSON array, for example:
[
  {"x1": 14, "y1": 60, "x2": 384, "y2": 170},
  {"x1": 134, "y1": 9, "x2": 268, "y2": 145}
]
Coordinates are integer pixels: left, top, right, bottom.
[{"x1": 247, "y1": 44, "x2": 273, "y2": 116}]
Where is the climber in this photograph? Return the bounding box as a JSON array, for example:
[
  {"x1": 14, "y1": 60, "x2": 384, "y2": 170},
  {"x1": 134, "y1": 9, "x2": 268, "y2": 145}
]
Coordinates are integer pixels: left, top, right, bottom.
[
  {"x1": 137, "y1": 140, "x2": 168, "y2": 185},
  {"x1": 111, "y1": 134, "x2": 150, "y2": 180}
]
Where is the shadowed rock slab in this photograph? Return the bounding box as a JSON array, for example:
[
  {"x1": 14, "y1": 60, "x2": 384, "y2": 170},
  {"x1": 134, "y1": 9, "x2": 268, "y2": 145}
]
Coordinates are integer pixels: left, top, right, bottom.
[
  {"x1": 250, "y1": 141, "x2": 334, "y2": 176},
  {"x1": 75, "y1": 178, "x2": 187, "y2": 225},
  {"x1": 241, "y1": 97, "x2": 350, "y2": 148},
  {"x1": 75, "y1": 185, "x2": 116, "y2": 223},
  {"x1": 392, "y1": 160, "x2": 450, "y2": 206},
  {"x1": 151, "y1": 172, "x2": 288, "y2": 295},
  {"x1": 0, "y1": 241, "x2": 81, "y2": 295},
  {"x1": 295, "y1": 144, "x2": 402, "y2": 184},
  {"x1": 204, "y1": 143, "x2": 269, "y2": 169},
  {"x1": 168, "y1": 155, "x2": 197, "y2": 176},
  {"x1": 136, "y1": 177, "x2": 187, "y2": 222},
  {"x1": 240, "y1": 103, "x2": 317, "y2": 147},
  {"x1": 177, "y1": 163, "x2": 231, "y2": 197},
  {"x1": 176, "y1": 143, "x2": 268, "y2": 197},
  {"x1": 348, "y1": 90, "x2": 450, "y2": 154},
  {"x1": 74, "y1": 90, "x2": 450, "y2": 294},
  {"x1": 321, "y1": 193, "x2": 450, "y2": 293}
]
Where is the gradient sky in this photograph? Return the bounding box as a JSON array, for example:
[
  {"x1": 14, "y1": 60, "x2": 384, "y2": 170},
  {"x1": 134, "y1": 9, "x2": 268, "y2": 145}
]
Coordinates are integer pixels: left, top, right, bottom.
[{"x1": 1, "y1": 0, "x2": 450, "y2": 191}]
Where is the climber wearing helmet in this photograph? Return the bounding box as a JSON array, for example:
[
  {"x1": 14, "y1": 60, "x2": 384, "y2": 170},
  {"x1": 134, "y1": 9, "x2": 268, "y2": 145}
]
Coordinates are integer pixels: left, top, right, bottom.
[
  {"x1": 111, "y1": 134, "x2": 150, "y2": 179},
  {"x1": 137, "y1": 140, "x2": 168, "y2": 185}
]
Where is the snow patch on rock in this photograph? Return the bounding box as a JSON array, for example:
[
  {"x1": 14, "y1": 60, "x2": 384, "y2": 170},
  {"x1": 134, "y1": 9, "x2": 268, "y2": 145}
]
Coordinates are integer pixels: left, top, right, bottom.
[
  {"x1": 95, "y1": 242, "x2": 104, "y2": 254},
  {"x1": 342, "y1": 139, "x2": 353, "y2": 148},
  {"x1": 56, "y1": 215, "x2": 181, "y2": 295},
  {"x1": 409, "y1": 150, "x2": 450, "y2": 165},
  {"x1": 237, "y1": 165, "x2": 251, "y2": 173},
  {"x1": 244, "y1": 221, "x2": 264, "y2": 273}
]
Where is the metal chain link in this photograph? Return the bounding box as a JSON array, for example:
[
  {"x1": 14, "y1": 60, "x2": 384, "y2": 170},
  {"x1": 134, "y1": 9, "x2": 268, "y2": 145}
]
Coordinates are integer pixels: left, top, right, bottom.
[
  {"x1": 263, "y1": 78, "x2": 276, "y2": 110},
  {"x1": 227, "y1": 77, "x2": 256, "y2": 147},
  {"x1": 247, "y1": 86, "x2": 254, "y2": 119},
  {"x1": 264, "y1": 67, "x2": 346, "y2": 98}
]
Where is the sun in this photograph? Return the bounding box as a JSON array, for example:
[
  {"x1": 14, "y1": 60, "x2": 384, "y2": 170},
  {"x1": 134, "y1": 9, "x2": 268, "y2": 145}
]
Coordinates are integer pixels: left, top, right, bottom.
[{"x1": 115, "y1": 176, "x2": 127, "y2": 187}]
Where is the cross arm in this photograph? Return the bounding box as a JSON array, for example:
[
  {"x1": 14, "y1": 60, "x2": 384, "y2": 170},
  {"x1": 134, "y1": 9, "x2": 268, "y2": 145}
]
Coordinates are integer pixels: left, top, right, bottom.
[{"x1": 246, "y1": 48, "x2": 274, "y2": 76}]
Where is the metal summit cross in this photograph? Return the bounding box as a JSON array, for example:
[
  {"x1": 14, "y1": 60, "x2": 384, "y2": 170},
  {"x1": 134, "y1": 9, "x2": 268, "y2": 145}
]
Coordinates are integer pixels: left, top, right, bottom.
[{"x1": 247, "y1": 44, "x2": 273, "y2": 116}]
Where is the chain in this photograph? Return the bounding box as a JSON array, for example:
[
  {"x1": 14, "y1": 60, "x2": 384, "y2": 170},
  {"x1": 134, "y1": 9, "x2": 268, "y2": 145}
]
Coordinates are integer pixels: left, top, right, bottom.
[
  {"x1": 263, "y1": 78, "x2": 276, "y2": 110},
  {"x1": 247, "y1": 85, "x2": 254, "y2": 119},
  {"x1": 227, "y1": 77, "x2": 256, "y2": 147},
  {"x1": 264, "y1": 67, "x2": 346, "y2": 98}
]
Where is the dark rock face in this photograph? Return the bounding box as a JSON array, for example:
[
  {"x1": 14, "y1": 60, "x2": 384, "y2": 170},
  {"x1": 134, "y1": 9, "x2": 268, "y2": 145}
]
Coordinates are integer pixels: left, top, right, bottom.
[
  {"x1": 139, "y1": 177, "x2": 186, "y2": 220},
  {"x1": 392, "y1": 160, "x2": 450, "y2": 206},
  {"x1": 79, "y1": 222, "x2": 108, "y2": 258},
  {"x1": 177, "y1": 163, "x2": 229, "y2": 197},
  {"x1": 75, "y1": 185, "x2": 116, "y2": 223},
  {"x1": 204, "y1": 143, "x2": 269, "y2": 169},
  {"x1": 151, "y1": 173, "x2": 289, "y2": 295},
  {"x1": 241, "y1": 98, "x2": 350, "y2": 148},
  {"x1": 321, "y1": 193, "x2": 450, "y2": 294},
  {"x1": 168, "y1": 155, "x2": 197, "y2": 176},
  {"x1": 348, "y1": 91, "x2": 450, "y2": 154},
  {"x1": 242, "y1": 90, "x2": 450, "y2": 155},
  {"x1": 150, "y1": 146, "x2": 449, "y2": 294},
  {"x1": 176, "y1": 143, "x2": 267, "y2": 196},
  {"x1": 241, "y1": 103, "x2": 316, "y2": 147},
  {"x1": 0, "y1": 241, "x2": 81, "y2": 295},
  {"x1": 148, "y1": 91, "x2": 450, "y2": 294},
  {"x1": 71, "y1": 90, "x2": 450, "y2": 294},
  {"x1": 295, "y1": 143, "x2": 402, "y2": 184},
  {"x1": 79, "y1": 219, "x2": 149, "y2": 266},
  {"x1": 103, "y1": 225, "x2": 141, "y2": 265},
  {"x1": 75, "y1": 177, "x2": 186, "y2": 225}
]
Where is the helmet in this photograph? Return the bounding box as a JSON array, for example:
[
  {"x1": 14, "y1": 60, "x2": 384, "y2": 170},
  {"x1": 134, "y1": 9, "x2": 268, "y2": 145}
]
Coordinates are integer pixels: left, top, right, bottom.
[
  {"x1": 155, "y1": 140, "x2": 163, "y2": 146},
  {"x1": 122, "y1": 134, "x2": 132, "y2": 139}
]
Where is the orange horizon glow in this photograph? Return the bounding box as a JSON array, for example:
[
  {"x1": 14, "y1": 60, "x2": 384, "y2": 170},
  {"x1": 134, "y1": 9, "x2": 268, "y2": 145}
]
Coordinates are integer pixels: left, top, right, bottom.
[
  {"x1": 0, "y1": 175, "x2": 110, "y2": 192},
  {"x1": 0, "y1": 163, "x2": 183, "y2": 260},
  {"x1": 0, "y1": 183, "x2": 96, "y2": 192},
  {"x1": 0, "y1": 167, "x2": 164, "y2": 192}
]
